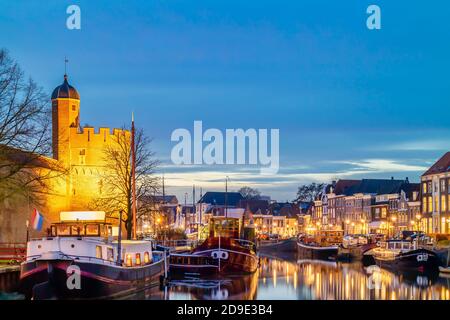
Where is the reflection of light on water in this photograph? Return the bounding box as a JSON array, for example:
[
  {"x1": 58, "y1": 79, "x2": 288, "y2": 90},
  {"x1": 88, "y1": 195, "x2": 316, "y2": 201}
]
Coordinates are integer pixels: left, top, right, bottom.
[
  {"x1": 164, "y1": 256, "x2": 450, "y2": 300},
  {"x1": 294, "y1": 271, "x2": 297, "y2": 289},
  {"x1": 273, "y1": 267, "x2": 277, "y2": 287}
]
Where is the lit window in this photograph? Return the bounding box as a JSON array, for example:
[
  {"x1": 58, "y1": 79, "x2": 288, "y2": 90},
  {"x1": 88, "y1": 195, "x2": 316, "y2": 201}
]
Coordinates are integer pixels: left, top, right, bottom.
[
  {"x1": 107, "y1": 248, "x2": 114, "y2": 261},
  {"x1": 442, "y1": 195, "x2": 447, "y2": 212},
  {"x1": 96, "y1": 246, "x2": 102, "y2": 259},
  {"x1": 423, "y1": 182, "x2": 427, "y2": 194},
  {"x1": 144, "y1": 252, "x2": 150, "y2": 264},
  {"x1": 126, "y1": 254, "x2": 132, "y2": 267},
  {"x1": 428, "y1": 197, "x2": 433, "y2": 213},
  {"x1": 135, "y1": 253, "x2": 141, "y2": 266}
]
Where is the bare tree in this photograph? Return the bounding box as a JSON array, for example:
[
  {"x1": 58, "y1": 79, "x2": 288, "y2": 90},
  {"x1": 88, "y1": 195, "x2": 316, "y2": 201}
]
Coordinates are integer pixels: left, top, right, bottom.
[
  {"x1": 92, "y1": 127, "x2": 160, "y2": 239},
  {"x1": 238, "y1": 186, "x2": 261, "y2": 200},
  {"x1": 294, "y1": 183, "x2": 326, "y2": 203},
  {"x1": 0, "y1": 49, "x2": 58, "y2": 203}
]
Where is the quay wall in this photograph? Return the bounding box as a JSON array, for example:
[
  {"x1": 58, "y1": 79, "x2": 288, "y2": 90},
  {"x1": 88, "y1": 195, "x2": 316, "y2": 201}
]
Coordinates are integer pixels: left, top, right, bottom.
[{"x1": 0, "y1": 266, "x2": 20, "y2": 293}]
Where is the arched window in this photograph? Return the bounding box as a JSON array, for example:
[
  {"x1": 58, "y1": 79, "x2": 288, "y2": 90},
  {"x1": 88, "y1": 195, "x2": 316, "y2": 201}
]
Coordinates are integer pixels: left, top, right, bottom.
[
  {"x1": 126, "y1": 254, "x2": 132, "y2": 267},
  {"x1": 135, "y1": 253, "x2": 141, "y2": 266},
  {"x1": 144, "y1": 252, "x2": 150, "y2": 264}
]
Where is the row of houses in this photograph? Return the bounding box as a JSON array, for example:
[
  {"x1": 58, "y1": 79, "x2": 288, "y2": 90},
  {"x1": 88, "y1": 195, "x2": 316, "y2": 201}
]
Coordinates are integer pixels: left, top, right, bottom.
[
  {"x1": 309, "y1": 152, "x2": 450, "y2": 236},
  {"x1": 143, "y1": 152, "x2": 450, "y2": 238},
  {"x1": 141, "y1": 192, "x2": 302, "y2": 238}
]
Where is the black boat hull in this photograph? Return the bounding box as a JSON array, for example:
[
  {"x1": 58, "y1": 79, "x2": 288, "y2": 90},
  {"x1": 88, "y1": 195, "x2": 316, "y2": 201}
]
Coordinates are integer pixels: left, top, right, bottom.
[
  {"x1": 297, "y1": 242, "x2": 338, "y2": 260},
  {"x1": 20, "y1": 258, "x2": 165, "y2": 299},
  {"x1": 374, "y1": 249, "x2": 440, "y2": 273}
]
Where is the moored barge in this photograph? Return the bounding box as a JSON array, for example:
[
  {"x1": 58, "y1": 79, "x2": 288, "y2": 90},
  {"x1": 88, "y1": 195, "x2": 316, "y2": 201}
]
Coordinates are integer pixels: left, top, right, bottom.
[
  {"x1": 373, "y1": 239, "x2": 439, "y2": 274},
  {"x1": 20, "y1": 211, "x2": 167, "y2": 299},
  {"x1": 297, "y1": 229, "x2": 343, "y2": 261},
  {"x1": 169, "y1": 217, "x2": 259, "y2": 276}
]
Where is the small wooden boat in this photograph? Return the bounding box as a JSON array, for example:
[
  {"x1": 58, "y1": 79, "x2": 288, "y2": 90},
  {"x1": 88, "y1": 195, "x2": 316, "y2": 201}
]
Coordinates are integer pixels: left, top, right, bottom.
[
  {"x1": 297, "y1": 230, "x2": 343, "y2": 260},
  {"x1": 169, "y1": 217, "x2": 259, "y2": 276},
  {"x1": 20, "y1": 211, "x2": 166, "y2": 299},
  {"x1": 373, "y1": 240, "x2": 439, "y2": 273}
]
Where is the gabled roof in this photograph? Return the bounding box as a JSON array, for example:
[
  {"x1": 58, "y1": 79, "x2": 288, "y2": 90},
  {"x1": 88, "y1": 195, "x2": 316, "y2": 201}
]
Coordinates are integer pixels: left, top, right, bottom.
[
  {"x1": 198, "y1": 191, "x2": 244, "y2": 207},
  {"x1": 269, "y1": 202, "x2": 300, "y2": 218},
  {"x1": 422, "y1": 152, "x2": 450, "y2": 176}
]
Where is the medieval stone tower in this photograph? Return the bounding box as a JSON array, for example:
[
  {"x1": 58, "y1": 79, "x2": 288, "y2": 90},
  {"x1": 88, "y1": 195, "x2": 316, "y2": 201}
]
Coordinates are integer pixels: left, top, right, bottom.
[{"x1": 51, "y1": 74, "x2": 129, "y2": 210}]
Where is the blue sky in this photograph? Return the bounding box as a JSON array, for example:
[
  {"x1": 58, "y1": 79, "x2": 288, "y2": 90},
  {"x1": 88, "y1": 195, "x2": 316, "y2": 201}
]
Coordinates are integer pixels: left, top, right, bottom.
[{"x1": 1, "y1": 0, "x2": 450, "y2": 202}]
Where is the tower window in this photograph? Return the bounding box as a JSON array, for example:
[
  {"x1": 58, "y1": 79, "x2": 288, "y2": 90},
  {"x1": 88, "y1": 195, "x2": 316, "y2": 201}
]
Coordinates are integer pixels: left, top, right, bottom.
[{"x1": 72, "y1": 105, "x2": 76, "y2": 111}]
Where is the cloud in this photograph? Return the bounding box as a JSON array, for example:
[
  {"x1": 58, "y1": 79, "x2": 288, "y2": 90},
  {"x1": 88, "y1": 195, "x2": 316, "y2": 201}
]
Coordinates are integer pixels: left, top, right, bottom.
[{"x1": 334, "y1": 159, "x2": 428, "y2": 172}]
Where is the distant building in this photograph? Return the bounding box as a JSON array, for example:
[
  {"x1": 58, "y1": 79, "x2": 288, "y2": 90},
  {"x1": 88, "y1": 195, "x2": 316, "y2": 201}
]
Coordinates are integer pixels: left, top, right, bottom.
[
  {"x1": 421, "y1": 152, "x2": 450, "y2": 234},
  {"x1": 310, "y1": 178, "x2": 420, "y2": 236}
]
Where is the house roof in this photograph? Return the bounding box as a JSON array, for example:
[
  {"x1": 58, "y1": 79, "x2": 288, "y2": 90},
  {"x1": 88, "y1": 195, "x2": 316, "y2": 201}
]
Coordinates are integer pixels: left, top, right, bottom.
[
  {"x1": 344, "y1": 179, "x2": 411, "y2": 196},
  {"x1": 333, "y1": 180, "x2": 361, "y2": 195},
  {"x1": 422, "y1": 152, "x2": 450, "y2": 176},
  {"x1": 198, "y1": 191, "x2": 244, "y2": 207},
  {"x1": 238, "y1": 199, "x2": 270, "y2": 214},
  {"x1": 269, "y1": 202, "x2": 300, "y2": 218},
  {"x1": 144, "y1": 195, "x2": 178, "y2": 204}
]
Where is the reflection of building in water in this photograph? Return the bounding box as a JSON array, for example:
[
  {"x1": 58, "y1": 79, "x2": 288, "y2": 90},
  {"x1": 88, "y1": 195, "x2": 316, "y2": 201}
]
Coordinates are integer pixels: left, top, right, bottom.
[
  {"x1": 167, "y1": 273, "x2": 258, "y2": 300},
  {"x1": 258, "y1": 257, "x2": 450, "y2": 300}
]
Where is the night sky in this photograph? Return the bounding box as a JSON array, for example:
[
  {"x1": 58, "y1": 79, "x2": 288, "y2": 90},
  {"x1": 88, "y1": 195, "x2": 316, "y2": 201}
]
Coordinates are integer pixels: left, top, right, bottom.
[{"x1": 1, "y1": 0, "x2": 449, "y2": 202}]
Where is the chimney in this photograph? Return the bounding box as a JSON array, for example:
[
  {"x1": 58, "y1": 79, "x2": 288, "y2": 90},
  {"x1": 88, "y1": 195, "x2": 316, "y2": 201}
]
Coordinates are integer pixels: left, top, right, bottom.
[
  {"x1": 405, "y1": 177, "x2": 409, "y2": 183},
  {"x1": 391, "y1": 176, "x2": 394, "y2": 180}
]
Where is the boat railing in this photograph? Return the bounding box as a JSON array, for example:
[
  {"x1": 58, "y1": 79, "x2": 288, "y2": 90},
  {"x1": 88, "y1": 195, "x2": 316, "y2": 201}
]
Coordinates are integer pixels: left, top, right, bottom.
[
  {"x1": 153, "y1": 239, "x2": 199, "y2": 250},
  {"x1": 232, "y1": 238, "x2": 257, "y2": 252}
]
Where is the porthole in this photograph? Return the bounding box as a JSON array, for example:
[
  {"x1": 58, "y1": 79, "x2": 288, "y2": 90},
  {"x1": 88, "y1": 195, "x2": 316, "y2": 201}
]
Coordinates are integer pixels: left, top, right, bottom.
[{"x1": 71, "y1": 244, "x2": 75, "y2": 248}]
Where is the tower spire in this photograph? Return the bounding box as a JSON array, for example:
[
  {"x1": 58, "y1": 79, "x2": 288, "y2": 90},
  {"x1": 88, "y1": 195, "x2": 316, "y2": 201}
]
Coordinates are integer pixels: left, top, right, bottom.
[{"x1": 64, "y1": 56, "x2": 69, "y2": 77}]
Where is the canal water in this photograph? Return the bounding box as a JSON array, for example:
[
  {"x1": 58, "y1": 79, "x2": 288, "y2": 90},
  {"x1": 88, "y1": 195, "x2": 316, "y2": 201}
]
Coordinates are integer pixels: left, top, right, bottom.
[
  {"x1": 134, "y1": 255, "x2": 450, "y2": 300},
  {"x1": 2, "y1": 255, "x2": 450, "y2": 300}
]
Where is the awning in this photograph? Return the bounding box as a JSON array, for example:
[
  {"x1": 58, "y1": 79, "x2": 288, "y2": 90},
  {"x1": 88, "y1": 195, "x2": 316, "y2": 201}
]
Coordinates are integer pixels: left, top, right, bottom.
[{"x1": 368, "y1": 221, "x2": 384, "y2": 229}]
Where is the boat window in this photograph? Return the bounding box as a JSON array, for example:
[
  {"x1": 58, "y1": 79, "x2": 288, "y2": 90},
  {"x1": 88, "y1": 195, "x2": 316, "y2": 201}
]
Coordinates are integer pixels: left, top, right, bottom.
[
  {"x1": 71, "y1": 225, "x2": 84, "y2": 236},
  {"x1": 144, "y1": 252, "x2": 150, "y2": 264},
  {"x1": 126, "y1": 254, "x2": 133, "y2": 267},
  {"x1": 57, "y1": 225, "x2": 71, "y2": 236},
  {"x1": 96, "y1": 246, "x2": 102, "y2": 259},
  {"x1": 136, "y1": 253, "x2": 141, "y2": 266},
  {"x1": 107, "y1": 248, "x2": 114, "y2": 261},
  {"x1": 86, "y1": 224, "x2": 100, "y2": 236}
]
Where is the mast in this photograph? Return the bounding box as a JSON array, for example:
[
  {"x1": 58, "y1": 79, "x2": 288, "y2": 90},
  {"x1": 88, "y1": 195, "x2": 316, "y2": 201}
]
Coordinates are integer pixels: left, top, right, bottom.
[
  {"x1": 225, "y1": 176, "x2": 228, "y2": 218},
  {"x1": 131, "y1": 112, "x2": 137, "y2": 240}
]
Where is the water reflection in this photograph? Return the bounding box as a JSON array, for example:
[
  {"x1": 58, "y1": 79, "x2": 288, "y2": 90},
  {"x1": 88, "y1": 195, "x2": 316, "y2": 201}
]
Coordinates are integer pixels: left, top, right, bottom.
[{"x1": 154, "y1": 256, "x2": 450, "y2": 300}]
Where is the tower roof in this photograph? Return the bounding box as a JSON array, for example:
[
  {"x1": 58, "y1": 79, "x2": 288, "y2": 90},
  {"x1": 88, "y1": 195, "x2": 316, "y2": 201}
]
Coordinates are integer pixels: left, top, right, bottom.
[{"x1": 51, "y1": 74, "x2": 80, "y2": 100}]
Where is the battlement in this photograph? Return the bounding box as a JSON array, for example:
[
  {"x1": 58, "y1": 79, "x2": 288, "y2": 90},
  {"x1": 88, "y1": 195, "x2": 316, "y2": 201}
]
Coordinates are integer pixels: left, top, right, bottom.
[{"x1": 69, "y1": 126, "x2": 130, "y2": 144}]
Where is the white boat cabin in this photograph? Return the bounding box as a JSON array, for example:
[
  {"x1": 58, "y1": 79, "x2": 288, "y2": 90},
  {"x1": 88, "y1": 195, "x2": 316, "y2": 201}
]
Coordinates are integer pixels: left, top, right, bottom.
[{"x1": 26, "y1": 211, "x2": 154, "y2": 268}]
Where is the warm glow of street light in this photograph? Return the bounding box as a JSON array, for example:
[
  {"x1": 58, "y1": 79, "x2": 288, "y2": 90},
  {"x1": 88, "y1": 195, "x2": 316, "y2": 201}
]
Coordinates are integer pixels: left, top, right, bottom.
[
  {"x1": 416, "y1": 214, "x2": 422, "y2": 220},
  {"x1": 345, "y1": 220, "x2": 350, "y2": 225}
]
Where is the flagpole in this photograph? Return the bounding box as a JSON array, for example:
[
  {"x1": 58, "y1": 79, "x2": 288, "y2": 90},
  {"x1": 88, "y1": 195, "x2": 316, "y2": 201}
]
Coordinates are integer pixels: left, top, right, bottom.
[{"x1": 131, "y1": 112, "x2": 137, "y2": 240}]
